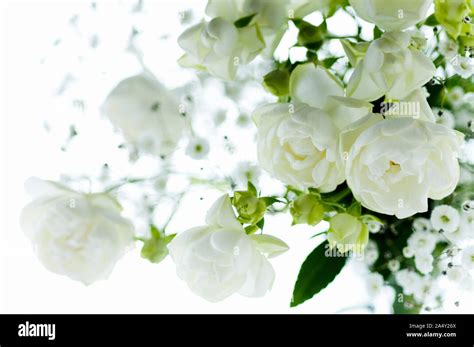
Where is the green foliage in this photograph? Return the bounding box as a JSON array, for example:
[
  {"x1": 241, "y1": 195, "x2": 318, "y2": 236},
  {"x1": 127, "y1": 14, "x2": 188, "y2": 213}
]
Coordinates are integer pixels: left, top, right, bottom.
[
  {"x1": 296, "y1": 20, "x2": 327, "y2": 50},
  {"x1": 263, "y1": 69, "x2": 290, "y2": 96},
  {"x1": 291, "y1": 241, "x2": 347, "y2": 307},
  {"x1": 140, "y1": 225, "x2": 175, "y2": 264},
  {"x1": 234, "y1": 13, "x2": 256, "y2": 28}
]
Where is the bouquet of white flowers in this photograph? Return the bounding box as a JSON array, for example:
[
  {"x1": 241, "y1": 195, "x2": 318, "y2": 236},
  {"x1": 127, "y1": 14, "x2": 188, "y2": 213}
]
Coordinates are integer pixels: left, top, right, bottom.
[{"x1": 21, "y1": 0, "x2": 474, "y2": 313}]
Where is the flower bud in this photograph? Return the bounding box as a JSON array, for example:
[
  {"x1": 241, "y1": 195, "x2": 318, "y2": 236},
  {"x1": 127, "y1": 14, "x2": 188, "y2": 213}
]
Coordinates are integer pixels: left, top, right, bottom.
[
  {"x1": 290, "y1": 193, "x2": 325, "y2": 226},
  {"x1": 233, "y1": 191, "x2": 266, "y2": 224},
  {"x1": 327, "y1": 213, "x2": 369, "y2": 254}
]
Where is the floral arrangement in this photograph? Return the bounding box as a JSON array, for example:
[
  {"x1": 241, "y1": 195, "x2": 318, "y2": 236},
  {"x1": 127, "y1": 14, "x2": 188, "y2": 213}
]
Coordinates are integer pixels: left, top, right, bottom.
[{"x1": 21, "y1": 0, "x2": 474, "y2": 312}]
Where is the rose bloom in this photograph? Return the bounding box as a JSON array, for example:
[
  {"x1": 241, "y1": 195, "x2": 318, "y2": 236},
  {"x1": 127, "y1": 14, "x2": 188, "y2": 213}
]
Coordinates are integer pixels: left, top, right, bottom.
[
  {"x1": 349, "y1": 0, "x2": 432, "y2": 31},
  {"x1": 347, "y1": 31, "x2": 436, "y2": 101},
  {"x1": 178, "y1": 17, "x2": 264, "y2": 80},
  {"x1": 168, "y1": 195, "x2": 288, "y2": 302},
  {"x1": 20, "y1": 178, "x2": 134, "y2": 285},
  {"x1": 102, "y1": 72, "x2": 185, "y2": 157},
  {"x1": 339, "y1": 115, "x2": 464, "y2": 218},
  {"x1": 255, "y1": 64, "x2": 370, "y2": 192}
]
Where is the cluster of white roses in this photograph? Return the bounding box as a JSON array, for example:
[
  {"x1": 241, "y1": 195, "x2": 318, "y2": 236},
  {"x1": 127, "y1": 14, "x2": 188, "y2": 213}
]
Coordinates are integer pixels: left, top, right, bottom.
[
  {"x1": 177, "y1": 0, "x2": 340, "y2": 80},
  {"x1": 256, "y1": 0, "x2": 465, "y2": 221},
  {"x1": 19, "y1": 0, "x2": 474, "y2": 309}
]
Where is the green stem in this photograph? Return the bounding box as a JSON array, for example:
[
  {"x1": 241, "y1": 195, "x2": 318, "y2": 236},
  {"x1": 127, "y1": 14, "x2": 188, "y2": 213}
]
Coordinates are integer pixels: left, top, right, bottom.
[{"x1": 326, "y1": 187, "x2": 352, "y2": 203}]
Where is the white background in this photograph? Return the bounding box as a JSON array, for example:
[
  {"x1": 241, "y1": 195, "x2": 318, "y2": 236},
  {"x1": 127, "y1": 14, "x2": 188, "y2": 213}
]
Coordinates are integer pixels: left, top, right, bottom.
[{"x1": 0, "y1": 0, "x2": 471, "y2": 313}]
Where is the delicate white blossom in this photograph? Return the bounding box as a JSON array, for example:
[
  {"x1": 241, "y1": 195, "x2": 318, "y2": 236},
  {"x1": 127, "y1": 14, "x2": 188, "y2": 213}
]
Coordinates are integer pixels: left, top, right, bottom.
[
  {"x1": 168, "y1": 195, "x2": 288, "y2": 302},
  {"x1": 20, "y1": 178, "x2": 135, "y2": 285}
]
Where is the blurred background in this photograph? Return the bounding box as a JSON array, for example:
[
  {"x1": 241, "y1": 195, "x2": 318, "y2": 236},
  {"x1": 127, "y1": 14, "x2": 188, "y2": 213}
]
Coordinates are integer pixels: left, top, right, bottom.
[{"x1": 0, "y1": 0, "x2": 471, "y2": 313}]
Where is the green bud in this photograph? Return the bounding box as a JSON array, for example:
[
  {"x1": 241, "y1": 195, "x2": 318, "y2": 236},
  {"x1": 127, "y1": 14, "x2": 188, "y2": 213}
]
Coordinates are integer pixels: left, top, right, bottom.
[
  {"x1": 290, "y1": 193, "x2": 325, "y2": 226},
  {"x1": 233, "y1": 191, "x2": 266, "y2": 224},
  {"x1": 140, "y1": 227, "x2": 176, "y2": 264},
  {"x1": 263, "y1": 69, "x2": 290, "y2": 96},
  {"x1": 435, "y1": 0, "x2": 473, "y2": 39},
  {"x1": 297, "y1": 21, "x2": 326, "y2": 50},
  {"x1": 327, "y1": 213, "x2": 368, "y2": 254}
]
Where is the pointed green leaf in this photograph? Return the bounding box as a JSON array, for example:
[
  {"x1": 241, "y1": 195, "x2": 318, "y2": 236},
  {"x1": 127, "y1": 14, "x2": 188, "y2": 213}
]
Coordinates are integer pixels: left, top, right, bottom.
[
  {"x1": 291, "y1": 241, "x2": 347, "y2": 307},
  {"x1": 234, "y1": 13, "x2": 256, "y2": 28}
]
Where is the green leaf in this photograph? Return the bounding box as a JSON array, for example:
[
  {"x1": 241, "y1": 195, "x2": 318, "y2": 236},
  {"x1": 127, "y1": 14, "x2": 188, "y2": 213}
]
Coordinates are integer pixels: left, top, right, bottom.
[
  {"x1": 424, "y1": 13, "x2": 439, "y2": 26},
  {"x1": 247, "y1": 181, "x2": 258, "y2": 196},
  {"x1": 245, "y1": 224, "x2": 259, "y2": 234},
  {"x1": 256, "y1": 218, "x2": 265, "y2": 230},
  {"x1": 150, "y1": 225, "x2": 161, "y2": 239},
  {"x1": 297, "y1": 20, "x2": 326, "y2": 49},
  {"x1": 263, "y1": 69, "x2": 290, "y2": 96},
  {"x1": 234, "y1": 13, "x2": 256, "y2": 28},
  {"x1": 291, "y1": 241, "x2": 347, "y2": 307},
  {"x1": 261, "y1": 196, "x2": 283, "y2": 206},
  {"x1": 347, "y1": 201, "x2": 362, "y2": 217},
  {"x1": 321, "y1": 57, "x2": 341, "y2": 69},
  {"x1": 373, "y1": 26, "x2": 383, "y2": 40}
]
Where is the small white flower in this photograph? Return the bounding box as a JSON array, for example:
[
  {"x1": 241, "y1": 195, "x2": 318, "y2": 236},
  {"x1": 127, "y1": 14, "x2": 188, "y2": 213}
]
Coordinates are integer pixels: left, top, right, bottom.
[
  {"x1": 407, "y1": 231, "x2": 437, "y2": 255},
  {"x1": 461, "y1": 139, "x2": 474, "y2": 165},
  {"x1": 185, "y1": 137, "x2": 210, "y2": 160},
  {"x1": 366, "y1": 273, "x2": 384, "y2": 296},
  {"x1": 431, "y1": 205, "x2": 460, "y2": 233},
  {"x1": 459, "y1": 273, "x2": 473, "y2": 291},
  {"x1": 461, "y1": 245, "x2": 474, "y2": 270},
  {"x1": 447, "y1": 86, "x2": 465, "y2": 109},
  {"x1": 232, "y1": 162, "x2": 261, "y2": 189},
  {"x1": 412, "y1": 218, "x2": 432, "y2": 233},
  {"x1": 439, "y1": 39, "x2": 458, "y2": 59},
  {"x1": 413, "y1": 276, "x2": 438, "y2": 304},
  {"x1": 446, "y1": 266, "x2": 467, "y2": 282},
  {"x1": 414, "y1": 252, "x2": 434, "y2": 274},
  {"x1": 364, "y1": 240, "x2": 379, "y2": 266},
  {"x1": 388, "y1": 259, "x2": 400, "y2": 272},
  {"x1": 403, "y1": 246, "x2": 415, "y2": 258},
  {"x1": 444, "y1": 209, "x2": 474, "y2": 243},
  {"x1": 366, "y1": 220, "x2": 383, "y2": 234},
  {"x1": 433, "y1": 108, "x2": 455, "y2": 128},
  {"x1": 444, "y1": 225, "x2": 471, "y2": 244},
  {"x1": 452, "y1": 55, "x2": 474, "y2": 79},
  {"x1": 395, "y1": 269, "x2": 423, "y2": 296}
]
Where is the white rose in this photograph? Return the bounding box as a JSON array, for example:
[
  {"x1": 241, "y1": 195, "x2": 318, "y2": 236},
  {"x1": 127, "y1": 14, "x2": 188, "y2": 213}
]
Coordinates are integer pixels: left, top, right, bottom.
[
  {"x1": 339, "y1": 115, "x2": 464, "y2": 218},
  {"x1": 349, "y1": 0, "x2": 432, "y2": 31},
  {"x1": 168, "y1": 195, "x2": 288, "y2": 302},
  {"x1": 206, "y1": 0, "x2": 288, "y2": 31},
  {"x1": 20, "y1": 178, "x2": 134, "y2": 285},
  {"x1": 178, "y1": 17, "x2": 265, "y2": 80},
  {"x1": 255, "y1": 64, "x2": 371, "y2": 192},
  {"x1": 347, "y1": 31, "x2": 436, "y2": 101},
  {"x1": 101, "y1": 72, "x2": 185, "y2": 157}
]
